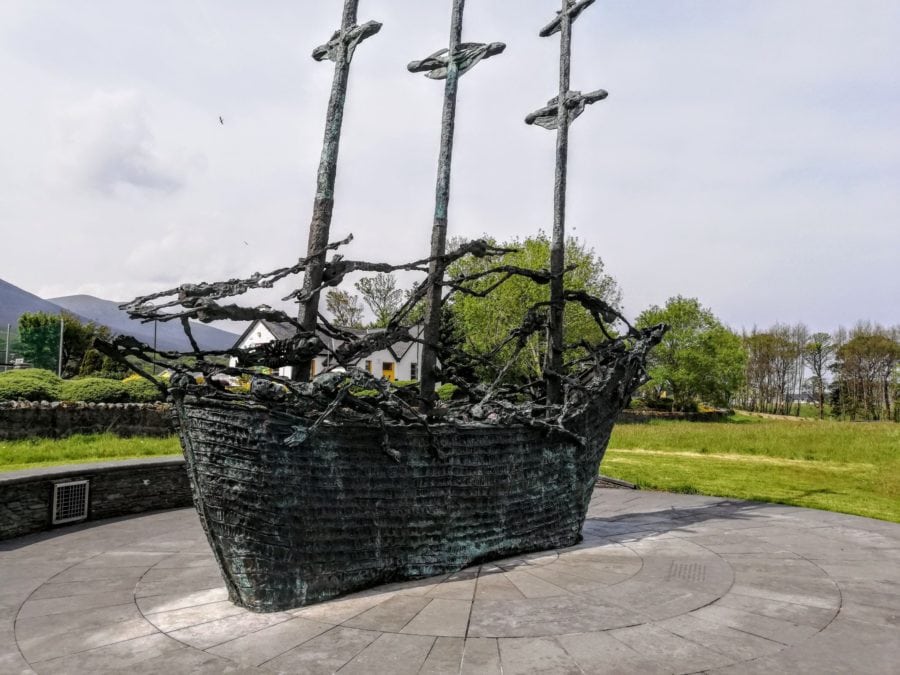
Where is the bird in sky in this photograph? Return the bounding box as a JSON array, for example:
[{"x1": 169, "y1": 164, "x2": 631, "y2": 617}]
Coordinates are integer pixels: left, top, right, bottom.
[{"x1": 219, "y1": 116, "x2": 224, "y2": 125}]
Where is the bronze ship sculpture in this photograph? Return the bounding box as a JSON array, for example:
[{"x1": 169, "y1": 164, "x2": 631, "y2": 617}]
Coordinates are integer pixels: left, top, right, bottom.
[{"x1": 98, "y1": 0, "x2": 665, "y2": 613}]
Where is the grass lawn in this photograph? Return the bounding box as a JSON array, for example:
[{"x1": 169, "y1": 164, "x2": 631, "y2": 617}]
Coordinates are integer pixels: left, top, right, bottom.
[
  {"x1": 604, "y1": 414, "x2": 900, "y2": 523},
  {"x1": 0, "y1": 434, "x2": 181, "y2": 472}
]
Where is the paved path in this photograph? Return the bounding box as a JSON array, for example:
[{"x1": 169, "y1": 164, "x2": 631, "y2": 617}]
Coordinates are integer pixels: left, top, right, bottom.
[{"x1": 1, "y1": 489, "x2": 898, "y2": 674}]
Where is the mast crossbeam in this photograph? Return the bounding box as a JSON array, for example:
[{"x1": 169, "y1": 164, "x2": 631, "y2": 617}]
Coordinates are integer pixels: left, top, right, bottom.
[
  {"x1": 526, "y1": 89, "x2": 608, "y2": 130},
  {"x1": 312, "y1": 20, "x2": 382, "y2": 64},
  {"x1": 540, "y1": 0, "x2": 597, "y2": 38},
  {"x1": 408, "y1": 41, "x2": 506, "y2": 79}
]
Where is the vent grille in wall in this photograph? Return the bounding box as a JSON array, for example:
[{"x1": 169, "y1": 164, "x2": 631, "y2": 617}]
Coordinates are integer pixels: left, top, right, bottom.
[{"x1": 52, "y1": 480, "x2": 90, "y2": 525}]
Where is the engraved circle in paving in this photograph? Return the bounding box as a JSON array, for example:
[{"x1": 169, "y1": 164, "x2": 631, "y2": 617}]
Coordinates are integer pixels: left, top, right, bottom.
[{"x1": 9, "y1": 490, "x2": 898, "y2": 674}]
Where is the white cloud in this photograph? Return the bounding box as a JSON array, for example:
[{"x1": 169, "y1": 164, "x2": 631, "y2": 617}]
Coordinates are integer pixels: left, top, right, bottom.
[
  {"x1": 0, "y1": 1, "x2": 896, "y2": 334},
  {"x1": 56, "y1": 89, "x2": 190, "y2": 196}
]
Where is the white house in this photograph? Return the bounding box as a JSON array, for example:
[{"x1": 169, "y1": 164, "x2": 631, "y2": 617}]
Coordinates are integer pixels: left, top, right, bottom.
[{"x1": 231, "y1": 320, "x2": 424, "y2": 382}]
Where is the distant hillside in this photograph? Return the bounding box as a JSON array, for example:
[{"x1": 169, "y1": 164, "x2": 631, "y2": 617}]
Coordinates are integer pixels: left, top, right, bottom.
[
  {"x1": 0, "y1": 278, "x2": 84, "y2": 328},
  {"x1": 50, "y1": 295, "x2": 238, "y2": 352}
]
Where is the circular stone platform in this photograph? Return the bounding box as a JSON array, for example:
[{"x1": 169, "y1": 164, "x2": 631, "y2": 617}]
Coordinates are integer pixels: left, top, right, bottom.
[{"x1": 2, "y1": 490, "x2": 898, "y2": 674}]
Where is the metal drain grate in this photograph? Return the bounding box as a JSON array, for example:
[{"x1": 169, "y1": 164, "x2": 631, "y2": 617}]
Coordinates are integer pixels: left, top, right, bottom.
[
  {"x1": 667, "y1": 562, "x2": 707, "y2": 583},
  {"x1": 52, "y1": 480, "x2": 90, "y2": 525}
]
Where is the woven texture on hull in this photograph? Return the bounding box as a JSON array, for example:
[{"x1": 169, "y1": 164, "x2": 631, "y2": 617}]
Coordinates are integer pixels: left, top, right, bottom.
[{"x1": 176, "y1": 398, "x2": 609, "y2": 612}]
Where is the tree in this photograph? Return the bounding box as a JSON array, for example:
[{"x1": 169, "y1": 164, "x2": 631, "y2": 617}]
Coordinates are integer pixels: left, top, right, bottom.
[
  {"x1": 17, "y1": 311, "x2": 96, "y2": 376},
  {"x1": 16, "y1": 312, "x2": 62, "y2": 371},
  {"x1": 325, "y1": 289, "x2": 364, "y2": 328},
  {"x1": 403, "y1": 282, "x2": 427, "y2": 325},
  {"x1": 636, "y1": 297, "x2": 746, "y2": 411},
  {"x1": 831, "y1": 325, "x2": 899, "y2": 421},
  {"x1": 355, "y1": 273, "x2": 404, "y2": 328},
  {"x1": 17, "y1": 311, "x2": 123, "y2": 378},
  {"x1": 447, "y1": 233, "x2": 622, "y2": 382},
  {"x1": 804, "y1": 332, "x2": 834, "y2": 419}
]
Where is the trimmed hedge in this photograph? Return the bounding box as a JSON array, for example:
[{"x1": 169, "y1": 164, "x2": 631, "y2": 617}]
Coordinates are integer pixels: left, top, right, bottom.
[
  {"x1": 0, "y1": 369, "x2": 63, "y2": 402},
  {"x1": 122, "y1": 378, "x2": 165, "y2": 403},
  {"x1": 0, "y1": 370, "x2": 164, "y2": 403},
  {"x1": 60, "y1": 378, "x2": 130, "y2": 403}
]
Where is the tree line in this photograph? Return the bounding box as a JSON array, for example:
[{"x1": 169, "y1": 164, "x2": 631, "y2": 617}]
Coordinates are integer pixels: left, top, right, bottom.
[
  {"x1": 323, "y1": 236, "x2": 898, "y2": 422},
  {"x1": 735, "y1": 322, "x2": 899, "y2": 421}
]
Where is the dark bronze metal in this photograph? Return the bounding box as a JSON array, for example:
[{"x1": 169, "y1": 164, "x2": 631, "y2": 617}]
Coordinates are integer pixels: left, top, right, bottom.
[
  {"x1": 296, "y1": 0, "x2": 382, "y2": 381},
  {"x1": 409, "y1": 0, "x2": 506, "y2": 409},
  {"x1": 528, "y1": 0, "x2": 606, "y2": 406},
  {"x1": 95, "y1": 0, "x2": 669, "y2": 614}
]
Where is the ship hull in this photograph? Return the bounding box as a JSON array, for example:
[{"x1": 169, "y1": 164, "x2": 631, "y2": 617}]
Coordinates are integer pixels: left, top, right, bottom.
[{"x1": 173, "y1": 396, "x2": 617, "y2": 612}]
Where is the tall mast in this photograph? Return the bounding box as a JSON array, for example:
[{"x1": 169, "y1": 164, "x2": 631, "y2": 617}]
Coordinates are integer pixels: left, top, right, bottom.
[
  {"x1": 296, "y1": 1, "x2": 381, "y2": 380},
  {"x1": 527, "y1": 0, "x2": 607, "y2": 405},
  {"x1": 409, "y1": 0, "x2": 505, "y2": 408}
]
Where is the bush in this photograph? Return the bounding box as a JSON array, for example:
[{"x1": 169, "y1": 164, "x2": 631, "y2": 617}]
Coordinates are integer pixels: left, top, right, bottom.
[
  {"x1": 122, "y1": 377, "x2": 166, "y2": 403},
  {"x1": 644, "y1": 397, "x2": 676, "y2": 412},
  {"x1": 0, "y1": 369, "x2": 63, "y2": 401},
  {"x1": 60, "y1": 378, "x2": 130, "y2": 403},
  {"x1": 437, "y1": 383, "x2": 458, "y2": 401}
]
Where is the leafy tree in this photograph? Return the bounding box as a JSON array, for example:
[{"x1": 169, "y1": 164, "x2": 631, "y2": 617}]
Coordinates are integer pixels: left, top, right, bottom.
[
  {"x1": 325, "y1": 289, "x2": 365, "y2": 328},
  {"x1": 355, "y1": 273, "x2": 404, "y2": 328},
  {"x1": 17, "y1": 312, "x2": 59, "y2": 371},
  {"x1": 636, "y1": 296, "x2": 746, "y2": 411},
  {"x1": 447, "y1": 233, "x2": 622, "y2": 382},
  {"x1": 831, "y1": 325, "x2": 899, "y2": 421},
  {"x1": 17, "y1": 311, "x2": 124, "y2": 378},
  {"x1": 403, "y1": 282, "x2": 427, "y2": 325},
  {"x1": 77, "y1": 323, "x2": 129, "y2": 379},
  {"x1": 804, "y1": 332, "x2": 834, "y2": 419}
]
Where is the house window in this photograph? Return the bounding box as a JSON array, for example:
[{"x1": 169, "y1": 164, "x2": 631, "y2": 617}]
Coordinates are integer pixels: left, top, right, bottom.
[
  {"x1": 410, "y1": 362, "x2": 418, "y2": 381},
  {"x1": 381, "y1": 361, "x2": 395, "y2": 382},
  {"x1": 365, "y1": 360, "x2": 373, "y2": 373}
]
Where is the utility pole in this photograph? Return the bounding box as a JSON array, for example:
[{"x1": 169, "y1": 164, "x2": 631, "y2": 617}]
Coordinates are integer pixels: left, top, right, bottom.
[
  {"x1": 409, "y1": 0, "x2": 505, "y2": 409},
  {"x1": 527, "y1": 0, "x2": 607, "y2": 406},
  {"x1": 57, "y1": 314, "x2": 64, "y2": 377}
]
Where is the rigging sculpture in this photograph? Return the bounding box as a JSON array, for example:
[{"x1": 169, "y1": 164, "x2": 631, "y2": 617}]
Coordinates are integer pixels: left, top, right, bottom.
[
  {"x1": 408, "y1": 0, "x2": 505, "y2": 408},
  {"x1": 527, "y1": 0, "x2": 608, "y2": 406},
  {"x1": 297, "y1": 0, "x2": 382, "y2": 381},
  {"x1": 98, "y1": 0, "x2": 666, "y2": 613}
]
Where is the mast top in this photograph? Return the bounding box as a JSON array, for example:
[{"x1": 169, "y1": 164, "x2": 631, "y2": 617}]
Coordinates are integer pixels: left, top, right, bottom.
[
  {"x1": 312, "y1": 20, "x2": 382, "y2": 63},
  {"x1": 539, "y1": 0, "x2": 597, "y2": 37}
]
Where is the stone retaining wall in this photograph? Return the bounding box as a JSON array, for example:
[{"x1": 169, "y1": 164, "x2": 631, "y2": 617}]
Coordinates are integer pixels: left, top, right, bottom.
[
  {"x1": 0, "y1": 457, "x2": 192, "y2": 541},
  {"x1": 0, "y1": 401, "x2": 733, "y2": 441},
  {"x1": 0, "y1": 401, "x2": 174, "y2": 440}
]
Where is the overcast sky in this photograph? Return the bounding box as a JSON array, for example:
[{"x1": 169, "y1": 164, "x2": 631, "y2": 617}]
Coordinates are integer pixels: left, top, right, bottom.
[{"x1": 1, "y1": 0, "x2": 897, "y2": 333}]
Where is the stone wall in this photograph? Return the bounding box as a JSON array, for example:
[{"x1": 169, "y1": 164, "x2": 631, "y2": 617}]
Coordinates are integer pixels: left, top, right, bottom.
[
  {"x1": 0, "y1": 457, "x2": 192, "y2": 541},
  {"x1": 0, "y1": 401, "x2": 175, "y2": 440},
  {"x1": 0, "y1": 401, "x2": 732, "y2": 441}
]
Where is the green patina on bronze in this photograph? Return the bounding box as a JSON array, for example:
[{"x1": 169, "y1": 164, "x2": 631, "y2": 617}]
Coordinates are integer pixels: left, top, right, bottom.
[
  {"x1": 96, "y1": 0, "x2": 668, "y2": 613},
  {"x1": 408, "y1": 0, "x2": 506, "y2": 408},
  {"x1": 297, "y1": 0, "x2": 382, "y2": 380}
]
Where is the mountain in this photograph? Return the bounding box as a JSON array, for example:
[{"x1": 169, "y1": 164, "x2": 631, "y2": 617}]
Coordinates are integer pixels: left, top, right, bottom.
[
  {"x1": 0, "y1": 278, "x2": 85, "y2": 329},
  {"x1": 49, "y1": 295, "x2": 238, "y2": 352}
]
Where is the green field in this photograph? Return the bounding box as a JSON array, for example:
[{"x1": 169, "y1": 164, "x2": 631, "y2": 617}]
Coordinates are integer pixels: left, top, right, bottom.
[
  {"x1": 3, "y1": 416, "x2": 898, "y2": 524},
  {"x1": 0, "y1": 434, "x2": 181, "y2": 472},
  {"x1": 604, "y1": 414, "x2": 900, "y2": 523}
]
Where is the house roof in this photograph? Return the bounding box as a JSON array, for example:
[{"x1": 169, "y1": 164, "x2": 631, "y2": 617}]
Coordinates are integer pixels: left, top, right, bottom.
[{"x1": 233, "y1": 319, "x2": 421, "y2": 362}]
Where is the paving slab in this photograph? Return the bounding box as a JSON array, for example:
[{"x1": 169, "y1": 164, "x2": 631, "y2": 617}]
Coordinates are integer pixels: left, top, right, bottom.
[{"x1": 1, "y1": 489, "x2": 898, "y2": 674}]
